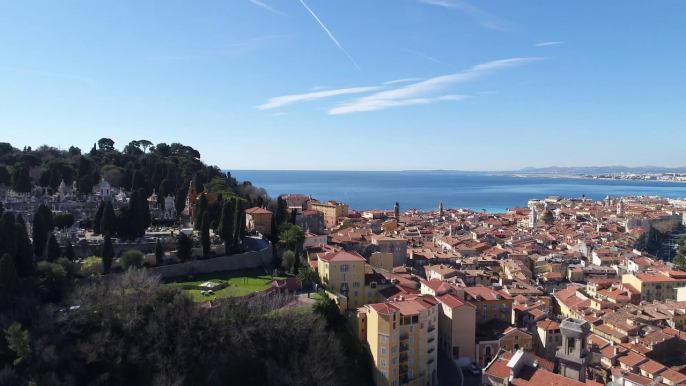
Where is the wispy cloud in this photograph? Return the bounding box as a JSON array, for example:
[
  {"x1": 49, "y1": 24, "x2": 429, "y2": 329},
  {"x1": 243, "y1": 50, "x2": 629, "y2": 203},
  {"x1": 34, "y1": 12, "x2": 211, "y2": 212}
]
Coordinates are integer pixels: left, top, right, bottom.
[
  {"x1": 150, "y1": 35, "x2": 290, "y2": 61},
  {"x1": 272, "y1": 112, "x2": 291, "y2": 116},
  {"x1": 249, "y1": 0, "x2": 288, "y2": 17},
  {"x1": 256, "y1": 86, "x2": 381, "y2": 109},
  {"x1": 310, "y1": 86, "x2": 329, "y2": 91},
  {"x1": 419, "y1": 0, "x2": 514, "y2": 32},
  {"x1": 299, "y1": 0, "x2": 360, "y2": 70},
  {"x1": 402, "y1": 48, "x2": 450, "y2": 66},
  {"x1": 327, "y1": 57, "x2": 543, "y2": 114},
  {"x1": 329, "y1": 95, "x2": 469, "y2": 115},
  {"x1": 4, "y1": 68, "x2": 94, "y2": 85},
  {"x1": 535, "y1": 41, "x2": 565, "y2": 47},
  {"x1": 383, "y1": 78, "x2": 424, "y2": 85}
]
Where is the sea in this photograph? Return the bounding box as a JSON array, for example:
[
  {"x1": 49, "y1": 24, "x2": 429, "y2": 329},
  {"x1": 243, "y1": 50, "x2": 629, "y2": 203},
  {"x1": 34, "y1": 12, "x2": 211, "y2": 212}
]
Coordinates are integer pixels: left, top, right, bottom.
[{"x1": 228, "y1": 170, "x2": 686, "y2": 213}]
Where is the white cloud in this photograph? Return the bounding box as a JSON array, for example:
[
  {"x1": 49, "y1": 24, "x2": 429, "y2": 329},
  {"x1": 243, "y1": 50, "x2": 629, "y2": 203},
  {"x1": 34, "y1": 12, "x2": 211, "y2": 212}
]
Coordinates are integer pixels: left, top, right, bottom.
[
  {"x1": 299, "y1": 0, "x2": 360, "y2": 70},
  {"x1": 535, "y1": 41, "x2": 565, "y2": 47},
  {"x1": 310, "y1": 86, "x2": 329, "y2": 91},
  {"x1": 419, "y1": 0, "x2": 514, "y2": 32},
  {"x1": 249, "y1": 0, "x2": 288, "y2": 16},
  {"x1": 256, "y1": 86, "x2": 381, "y2": 109},
  {"x1": 383, "y1": 78, "x2": 424, "y2": 85},
  {"x1": 327, "y1": 57, "x2": 543, "y2": 114},
  {"x1": 329, "y1": 95, "x2": 469, "y2": 115}
]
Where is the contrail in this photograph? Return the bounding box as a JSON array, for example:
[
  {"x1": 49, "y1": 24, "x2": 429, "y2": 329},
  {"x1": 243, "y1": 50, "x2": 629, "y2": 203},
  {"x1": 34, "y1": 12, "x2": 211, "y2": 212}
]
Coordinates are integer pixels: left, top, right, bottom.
[{"x1": 299, "y1": 0, "x2": 361, "y2": 71}]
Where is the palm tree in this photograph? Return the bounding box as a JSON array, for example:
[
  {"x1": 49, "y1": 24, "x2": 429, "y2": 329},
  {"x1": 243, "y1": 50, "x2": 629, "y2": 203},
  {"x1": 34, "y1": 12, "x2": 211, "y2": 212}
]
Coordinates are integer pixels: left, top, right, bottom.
[
  {"x1": 297, "y1": 266, "x2": 318, "y2": 298},
  {"x1": 278, "y1": 224, "x2": 305, "y2": 253}
]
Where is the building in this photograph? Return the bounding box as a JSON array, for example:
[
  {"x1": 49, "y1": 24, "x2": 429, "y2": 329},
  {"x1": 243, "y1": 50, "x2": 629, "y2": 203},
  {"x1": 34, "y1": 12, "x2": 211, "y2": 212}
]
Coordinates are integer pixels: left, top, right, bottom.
[
  {"x1": 310, "y1": 200, "x2": 349, "y2": 228},
  {"x1": 296, "y1": 209, "x2": 326, "y2": 234},
  {"x1": 462, "y1": 285, "x2": 514, "y2": 325},
  {"x1": 436, "y1": 293, "x2": 476, "y2": 367},
  {"x1": 369, "y1": 252, "x2": 394, "y2": 271},
  {"x1": 362, "y1": 295, "x2": 440, "y2": 386},
  {"x1": 556, "y1": 318, "x2": 591, "y2": 383},
  {"x1": 245, "y1": 207, "x2": 273, "y2": 235},
  {"x1": 183, "y1": 180, "x2": 197, "y2": 217},
  {"x1": 317, "y1": 250, "x2": 367, "y2": 309},
  {"x1": 533, "y1": 318, "x2": 561, "y2": 362},
  {"x1": 372, "y1": 234, "x2": 408, "y2": 267},
  {"x1": 621, "y1": 270, "x2": 686, "y2": 302},
  {"x1": 476, "y1": 318, "x2": 533, "y2": 367}
]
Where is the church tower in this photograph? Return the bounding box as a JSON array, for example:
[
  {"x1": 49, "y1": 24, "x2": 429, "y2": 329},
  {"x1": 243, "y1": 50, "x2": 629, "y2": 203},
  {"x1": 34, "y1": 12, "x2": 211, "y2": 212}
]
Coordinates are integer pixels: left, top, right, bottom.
[
  {"x1": 184, "y1": 180, "x2": 198, "y2": 217},
  {"x1": 556, "y1": 318, "x2": 591, "y2": 383},
  {"x1": 617, "y1": 200, "x2": 625, "y2": 216},
  {"x1": 529, "y1": 206, "x2": 537, "y2": 230},
  {"x1": 439, "y1": 203, "x2": 444, "y2": 217},
  {"x1": 394, "y1": 202, "x2": 400, "y2": 220}
]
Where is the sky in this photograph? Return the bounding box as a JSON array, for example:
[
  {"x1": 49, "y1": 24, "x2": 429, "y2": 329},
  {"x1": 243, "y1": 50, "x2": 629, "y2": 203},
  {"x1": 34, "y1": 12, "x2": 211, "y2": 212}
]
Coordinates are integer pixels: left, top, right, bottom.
[{"x1": 1, "y1": 1, "x2": 685, "y2": 171}]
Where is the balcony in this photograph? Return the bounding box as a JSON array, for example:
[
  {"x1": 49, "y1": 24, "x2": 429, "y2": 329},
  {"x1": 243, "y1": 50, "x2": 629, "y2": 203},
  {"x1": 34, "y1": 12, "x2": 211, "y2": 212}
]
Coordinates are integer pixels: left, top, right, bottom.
[
  {"x1": 400, "y1": 364, "x2": 409, "y2": 375},
  {"x1": 400, "y1": 353, "x2": 409, "y2": 363},
  {"x1": 427, "y1": 347, "x2": 435, "y2": 354},
  {"x1": 427, "y1": 337, "x2": 435, "y2": 344},
  {"x1": 427, "y1": 325, "x2": 436, "y2": 333},
  {"x1": 427, "y1": 357, "x2": 435, "y2": 365},
  {"x1": 400, "y1": 343, "x2": 409, "y2": 352},
  {"x1": 400, "y1": 334, "x2": 409, "y2": 341}
]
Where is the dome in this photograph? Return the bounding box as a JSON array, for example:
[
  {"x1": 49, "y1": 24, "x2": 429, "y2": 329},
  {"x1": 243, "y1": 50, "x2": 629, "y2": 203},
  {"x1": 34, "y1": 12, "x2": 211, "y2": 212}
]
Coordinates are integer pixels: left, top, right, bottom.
[{"x1": 539, "y1": 209, "x2": 554, "y2": 224}]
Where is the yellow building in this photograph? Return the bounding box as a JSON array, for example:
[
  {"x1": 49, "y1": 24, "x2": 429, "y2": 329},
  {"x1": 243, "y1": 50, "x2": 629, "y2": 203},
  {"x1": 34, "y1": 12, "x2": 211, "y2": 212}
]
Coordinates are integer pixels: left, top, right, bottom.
[
  {"x1": 318, "y1": 250, "x2": 367, "y2": 309},
  {"x1": 369, "y1": 252, "x2": 394, "y2": 271},
  {"x1": 462, "y1": 285, "x2": 514, "y2": 325},
  {"x1": 310, "y1": 200, "x2": 349, "y2": 228},
  {"x1": 245, "y1": 207, "x2": 272, "y2": 235},
  {"x1": 362, "y1": 295, "x2": 440, "y2": 386},
  {"x1": 621, "y1": 270, "x2": 686, "y2": 302},
  {"x1": 436, "y1": 293, "x2": 476, "y2": 367}
]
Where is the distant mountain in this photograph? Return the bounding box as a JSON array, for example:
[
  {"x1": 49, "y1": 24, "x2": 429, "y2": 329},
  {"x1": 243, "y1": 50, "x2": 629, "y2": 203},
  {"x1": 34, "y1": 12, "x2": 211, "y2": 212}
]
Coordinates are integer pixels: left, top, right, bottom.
[{"x1": 511, "y1": 166, "x2": 686, "y2": 174}]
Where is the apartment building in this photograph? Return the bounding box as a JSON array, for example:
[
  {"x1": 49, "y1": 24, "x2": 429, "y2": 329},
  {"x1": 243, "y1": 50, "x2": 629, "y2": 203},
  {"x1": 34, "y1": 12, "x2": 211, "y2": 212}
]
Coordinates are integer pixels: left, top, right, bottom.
[
  {"x1": 363, "y1": 295, "x2": 440, "y2": 386},
  {"x1": 621, "y1": 269, "x2": 686, "y2": 302},
  {"x1": 462, "y1": 285, "x2": 513, "y2": 325},
  {"x1": 310, "y1": 200, "x2": 349, "y2": 228},
  {"x1": 317, "y1": 250, "x2": 367, "y2": 308},
  {"x1": 436, "y1": 293, "x2": 476, "y2": 367}
]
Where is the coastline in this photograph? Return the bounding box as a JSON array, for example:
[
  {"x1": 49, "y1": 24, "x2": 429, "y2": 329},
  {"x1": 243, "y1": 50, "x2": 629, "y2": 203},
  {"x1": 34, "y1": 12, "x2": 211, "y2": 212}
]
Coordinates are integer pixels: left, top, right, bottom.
[{"x1": 490, "y1": 173, "x2": 686, "y2": 183}]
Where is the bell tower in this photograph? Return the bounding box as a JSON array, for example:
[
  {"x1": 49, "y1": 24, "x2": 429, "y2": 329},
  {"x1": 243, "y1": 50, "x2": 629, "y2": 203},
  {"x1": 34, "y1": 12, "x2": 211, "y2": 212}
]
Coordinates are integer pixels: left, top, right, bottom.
[
  {"x1": 439, "y1": 203, "x2": 444, "y2": 217},
  {"x1": 556, "y1": 318, "x2": 591, "y2": 383},
  {"x1": 185, "y1": 180, "x2": 197, "y2": 217},
  {"x1": 394, "y1": 202, "x2": 400, "y2": 220}
]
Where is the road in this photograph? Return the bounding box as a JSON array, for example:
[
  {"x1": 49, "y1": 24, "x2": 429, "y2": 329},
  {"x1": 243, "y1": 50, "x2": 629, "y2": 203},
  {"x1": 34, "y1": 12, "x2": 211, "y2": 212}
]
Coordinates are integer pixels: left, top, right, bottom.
[{"x1": 437, "y1": 352, "x2": 462, "y2": 386}]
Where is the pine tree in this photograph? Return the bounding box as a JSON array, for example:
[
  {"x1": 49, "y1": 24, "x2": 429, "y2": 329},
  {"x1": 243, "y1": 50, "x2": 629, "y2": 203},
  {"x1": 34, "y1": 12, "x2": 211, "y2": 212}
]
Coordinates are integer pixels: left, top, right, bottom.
[
  {"x1": 154, "y1": 238, "x2": 164, "y2": 266},
  {"x1": 93, "y1": 201, "x2": 105, "y2": 234},
  {"x1": 0, "y1": 212, "x2": 18, "y2": 260},
  {"x1": 0, "y1": 254, "x2": 19, "y2": 309},
  {"x1": 101, "y1": 201, "x2": 116, "y2": 236},
  {"x1": 13, "y1": 167, "x2": 32, "y2": 193},
  {"x1": 46, "y1": 233, "x2": 61, "y2": 262},
  {"x1": 201, "y1": 212, "x2": 210, "y2": 257},
  {"x1": 14, "y1": 215, "x2": 34, "y2": 277},
  {"x1": 32, "y1": 212, "x2": 47, "y2": 259},
  {"x1": 63, "y1": 239, "x2": 76, "y2": 261},
  {"x1": 219, "y1": 200, "x2": 235, "y2": 256},
  {"x1": 102, "y1": 234, "x2": 114, "y2": 274},
  {"x1": 37, "y1": 204, "x2": 55, "y2": 233}
]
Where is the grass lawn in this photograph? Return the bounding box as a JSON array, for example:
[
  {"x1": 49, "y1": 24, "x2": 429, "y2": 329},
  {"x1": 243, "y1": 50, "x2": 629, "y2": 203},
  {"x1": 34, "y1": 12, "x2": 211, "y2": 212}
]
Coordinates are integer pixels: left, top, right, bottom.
[{"x1": 165, "y1": 268, "x2": 293, "y2": 302}]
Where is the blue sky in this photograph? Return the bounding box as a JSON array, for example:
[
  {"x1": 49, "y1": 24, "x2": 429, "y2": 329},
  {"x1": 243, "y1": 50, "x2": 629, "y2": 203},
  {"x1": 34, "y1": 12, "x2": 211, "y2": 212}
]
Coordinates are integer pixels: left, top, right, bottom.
[{"x1": 1, "y1": 1, "x2": 685, "y2": 171}]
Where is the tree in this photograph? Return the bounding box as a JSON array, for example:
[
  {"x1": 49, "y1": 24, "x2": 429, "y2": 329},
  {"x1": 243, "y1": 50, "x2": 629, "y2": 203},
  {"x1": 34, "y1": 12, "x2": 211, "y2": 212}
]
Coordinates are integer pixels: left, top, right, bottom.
[
  {"x1": 49, "y1": 164, "x2": 62, "y2": 190},
  {"x1": 101, "y1": 201, "x2": 116, "y2": 236},
  {"x1": 674, "y1": 254, "x2": 686, "y2": 269},
  {"x1": 194, "y1": 193, "x2": 209, "y2": 230},
  {"x1": 175, "y1": 187, "x2": 187, "y2": 215},
  {"x1": 36, "y1": 261, "x2": 69, "y2": 302},
  {"x1": 53, "y1": 213, "x2": 76, "y2": 229},
  {"x1": 218, "y1": 200, "x2": 235, "y2": 256},
  {"x1": 0, "y1": 165, "x2": 11, "y2": 185},
  {"x1": 201, "y1": 212, "x2": 210, "y2": 257},
  {"x1": 102, "y1": 234, "x2": 114, "y2": 274},
  {"x1": 232, "y1": 200, "x2": 245, "y2": 252},
  {"x1": 131, "y1": 170, "x2": 146, "y2": 193},
  {"x1": 279, "y1": 223, "x2": 304, "y2": 275},
  {"x1": 32, "y1": 212, "x2": 47, "y2": 259},
  {"x1": 4, "y1": 322, "x2": 31, "y2": 366},
  {"x1": 97, "y1": 137, "x2": 115, "y2": 151},
  {"x1": 14, "y1": 214, "x2": 34, "y2": 277},
  {"x1": 176, "y1": 233, "x2": 193, "y2": 263},
  {"x1": 282, "y1": 250, "x2": 296, "y2": 272},
  {"x1": 93, "y1": 201, "x2": 105, "y2": 234},
  {"x1": 128, "y1": 190, "x2": 145, "y2": 237},
  {"x1": 121, "y1": 250, "x2": 144, "y2": 270},
  {"x1": 37, "y1": 203, "x2": 55, "y2": 232},
  {"x1": 0, "y1": 254, "x2": 19, "y2": 309},
  {"x1": 139, "y1": 188, "x2": 152, "y2": 230},
  {"x1": 46, "y1": 233, "x2": 61, "y2": 262},
  {"x1": 155, "y1": 238, "x2": 164, "y2": 266},
  {"x1": 275, "y1": 197, "x2": 288, "y2": 227},
  {"x1": 297, "y1": 265, "x2": 318, "y2": 297},
  {"x1": 81, "y1": 256, "x2": 102, "y2": 276},
  {"x1": 0, "y1": 212, "x2": 18, "y2": 260},
  {"x1": 0, "y1": 201, "x2": 4, "y2": 218},
  {"x1": 158, "y1": 179, "x2": 170, "y2": 210},
  {"x1": 13, "y1": 166, "x2": 32, "y2": 193},
  {"x1": 63, "y1": 239, "x2": 76, "y2": 261},
  {"x1": 289, "y1": 209, "x2": 297, "y2": 225},
  {"x1": 139, "y1": 139, "x2": 153, "y2": 153}
]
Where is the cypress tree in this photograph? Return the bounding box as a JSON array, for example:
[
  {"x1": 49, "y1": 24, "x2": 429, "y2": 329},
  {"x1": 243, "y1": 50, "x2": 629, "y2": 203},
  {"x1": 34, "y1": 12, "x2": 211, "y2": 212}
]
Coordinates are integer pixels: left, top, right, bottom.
[
  {"x1": 154, "y1": 238, "x2": 164, "y2": 266},
  {"x1": 46, "y1": 233, "x2": 61, "y2": 262},
  {"x1": 289, "y1": 208, "x2": 297, "y2": 225},
  {"x1": 201, "y1": 212, "x2": 210, "y2": 257},
  {"x1": 63, "y1": 239, "x2": 76, "y2": 261},
  {"x1": 37, "y1": 204, "x2": 55, "y2": 233},
  {"x1": 176, "y1": 233, "x2": 193, "y2": 263},
  {"x1": 131, "y1": 170, "x2": 146, "y2": 193},
  {"x1": 0, "y1": 201, "x2": 4, "y2": 218},
  {"x1": 49, "y1": 164, "x2": 62, "y2": 190},
  {"x1": 102, "y1": 234, "x2": 114, "y2": 274},
  {"x1": 128, "y1": 190, "x2": 145, "y2": 237},
  {"x1": 13, "y1": 167, "x2": 32, "y2": 193},
  {"x1": 101, "y1": 201, "x2": 116, "y2": 236},
  {"x1": 194, "y1": 193, "x2": 208, "y2": 230},
  {"x1": 275, "y1": 197, "x2": 287, "y2": 227},
  {"x1": 158, "y1": 179, "x2": 170, "y2": 210},
  {"x1": 219, "y1": 200, "x2": 235, "y2": 256},
  {"x1": 174, "y1": 187, "x2": 187, "y2": 215},
  {"x1": 0, "y1": 212, "x2": 18, "y2": 260},
  {"x1": 232, "y1": 200, "x2": 244, "y2": 252},
  {"x1": 139, "y1": 188, "x2": 151, "y2": 230},
  {"x1": 93, "y1": 201, "x2": 105, "y2": 234},
  {"x1": 32, "y1": 212, "x2": 47, "y2": 258},
  {"x1": 14, "y1": 215, "x2": 34, "y2": 277},
  {"x1": 0, "y1": 254, "x2": 19, "y2": 309}
]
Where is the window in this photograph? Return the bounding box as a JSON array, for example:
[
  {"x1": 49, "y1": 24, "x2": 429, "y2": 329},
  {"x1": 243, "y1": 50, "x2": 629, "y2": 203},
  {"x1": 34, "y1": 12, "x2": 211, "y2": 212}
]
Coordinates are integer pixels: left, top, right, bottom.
[
  {"x1": 483, "y1": 315, "x2": 487, "y2": 320},
  {"x1": 368, "y1": 292, "x2": 372, "y2": 298},
  {"x1": 353, "y1": 282, "x2": 360, "y2": 288},
  {"x1": 410, "y1": 326, "x2": 414, "y2": 333},
  {"x1": 515, "y1": 335, "x2": 519, "y2": 341},
  {"x1": 409, "y1": 370, "x2": 414, "y2": 379},
  {"x1": 409, "y1": 337, "x2": 414, "y2": 344},
  {"x1": 393, "y1": 333, "x2": 397, "y2": 342},
  {"x1": 379, "y1": 370, "x2": 387, "y2": 378},
  {"x1": 482, "y1": 305, "x2": 488, "y2": 309},
  {"x1": 502, "y1": 345, "x2": 507, "y2": 350},
  {"x1": 381, "y1": 335, "x2": 387, "y2": 343},
  {"x1": 342, "y1": 273, "x2": 347, "y2": 282},
  {"x1": 409, "y1": 358, "x2": 414, "y2": 366},
  {"x1": 492, "y1": 305, "x2": 498, "y2": 310},
  {"x1": 341, "y1": 264, "x2": 349, "y2": 272},
  {"x1": 362, "y1": 329, "x2": 365, "y2": 333},
  {"x1": 392, "y1": 357, "x2": 397, "y2": 364},
  {"x1": 354, "y1": 291, "x2": 358, "y2": 297},
  {"x1": 392, "y1": 345, "x2": 397, "y2": 353},
  {"x1": 381, "y1": 347, "x2": 387, "y2": 355},
  {"x1": 409, "y1": 348, "x2": 414, "y2": 355},
  {"x1": 380, "y1": 359, "x2": 386, "y2": 367},
  {"x1": 485, "y1": 346, "x2": 492, "y2": 355}
]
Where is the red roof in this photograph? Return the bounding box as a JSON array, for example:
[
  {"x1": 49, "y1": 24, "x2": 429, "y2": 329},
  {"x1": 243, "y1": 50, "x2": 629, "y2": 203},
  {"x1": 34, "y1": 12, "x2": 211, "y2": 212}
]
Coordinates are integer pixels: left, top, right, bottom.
[
  {"x1": 318, "y1": 250, "x2": 366, "y2": 262},
  {"x1": 246, "y1": 207, "x2": 272, "y2": 215}
]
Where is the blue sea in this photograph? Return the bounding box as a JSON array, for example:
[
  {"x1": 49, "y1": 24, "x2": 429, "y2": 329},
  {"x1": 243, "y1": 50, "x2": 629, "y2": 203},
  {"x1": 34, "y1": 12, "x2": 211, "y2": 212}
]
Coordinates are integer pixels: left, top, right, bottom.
[{"x1": 228, "y1": 170, "x2": 686, "y2": 213}]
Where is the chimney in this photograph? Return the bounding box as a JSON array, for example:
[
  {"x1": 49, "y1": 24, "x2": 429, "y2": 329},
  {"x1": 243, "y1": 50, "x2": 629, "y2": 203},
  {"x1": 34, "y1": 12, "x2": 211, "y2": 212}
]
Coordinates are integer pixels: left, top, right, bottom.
[{"x1": 614, "y1": 347, "x2": 620, "y2": 355}]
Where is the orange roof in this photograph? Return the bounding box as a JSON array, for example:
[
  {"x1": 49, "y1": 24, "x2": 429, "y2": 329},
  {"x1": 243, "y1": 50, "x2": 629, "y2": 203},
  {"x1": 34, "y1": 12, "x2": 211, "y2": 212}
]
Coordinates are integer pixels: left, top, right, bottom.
[
  {"x1": 245, "y1": 207, "x2": 272, "y2": 215},
  {"x1": 318, "y1": 250, "x2": 366, "y2": 262},
  {"x1": 484, "y1": 351, "x2": 514, "y2": 378},
  {"x1": 437, "y1": 293, "x2": 473, "y2": 309},
  {"x1": 511, "y1": 365, "x2": 586, "y2": 386}
]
